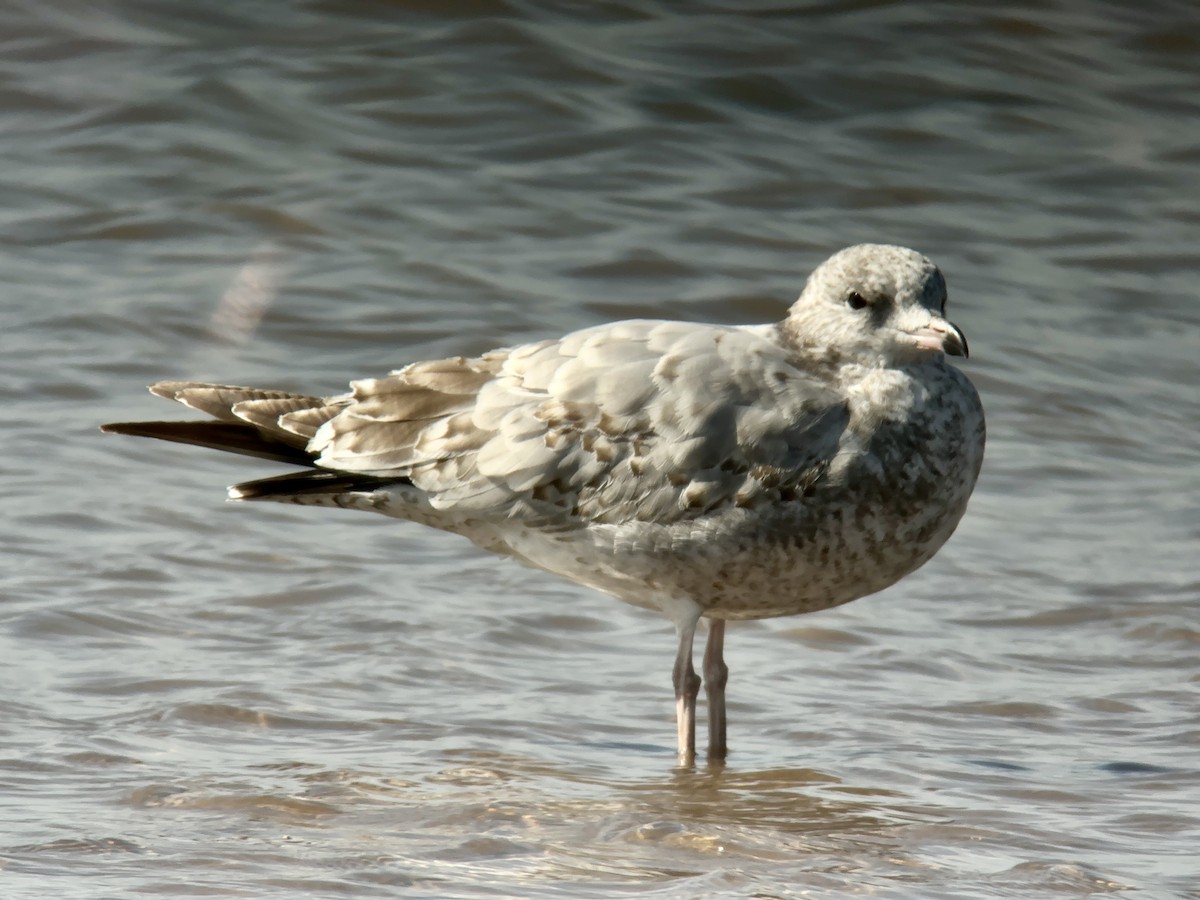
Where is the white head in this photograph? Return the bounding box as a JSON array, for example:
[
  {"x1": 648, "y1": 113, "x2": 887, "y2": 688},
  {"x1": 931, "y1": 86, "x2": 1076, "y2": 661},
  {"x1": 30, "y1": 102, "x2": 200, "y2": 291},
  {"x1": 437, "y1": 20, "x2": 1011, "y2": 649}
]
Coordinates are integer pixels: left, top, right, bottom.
[{"x1": 784, "y1": 244, "x2": 968, "y2": 367}]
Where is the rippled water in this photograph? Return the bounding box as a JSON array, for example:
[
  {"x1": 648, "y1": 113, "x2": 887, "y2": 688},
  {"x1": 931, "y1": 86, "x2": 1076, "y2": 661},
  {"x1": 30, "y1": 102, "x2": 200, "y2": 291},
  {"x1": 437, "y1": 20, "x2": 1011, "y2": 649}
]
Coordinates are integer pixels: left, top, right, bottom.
[{"x1": 3, "y1": 2, "x2": 1198, "y2": 896}]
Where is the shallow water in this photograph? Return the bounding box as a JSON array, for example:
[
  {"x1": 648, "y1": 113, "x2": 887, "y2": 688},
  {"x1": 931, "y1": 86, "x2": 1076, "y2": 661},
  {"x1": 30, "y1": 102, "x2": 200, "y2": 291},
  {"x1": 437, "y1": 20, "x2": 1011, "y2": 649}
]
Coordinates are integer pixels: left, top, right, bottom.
[{"x1": 3, "y1": 1, "x2": 1199, "y2": 896}]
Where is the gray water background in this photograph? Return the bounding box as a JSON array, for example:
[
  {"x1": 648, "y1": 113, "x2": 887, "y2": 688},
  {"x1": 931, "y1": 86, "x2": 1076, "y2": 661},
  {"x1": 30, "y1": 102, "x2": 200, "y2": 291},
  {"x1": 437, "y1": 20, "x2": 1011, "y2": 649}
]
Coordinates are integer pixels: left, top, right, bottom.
[{"x1": 2, "y1": 1, "x2": 1198, "y2": 896}]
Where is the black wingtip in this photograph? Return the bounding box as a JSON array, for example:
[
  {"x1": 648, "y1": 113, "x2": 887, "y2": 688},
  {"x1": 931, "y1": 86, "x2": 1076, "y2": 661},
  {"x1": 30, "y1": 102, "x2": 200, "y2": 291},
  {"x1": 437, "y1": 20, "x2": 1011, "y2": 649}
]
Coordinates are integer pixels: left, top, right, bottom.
[
  {"x1": 100, "y1": 420, "x2": 316, "y2": 466},
  {"x1": 229, "y1": 470, "x2": 392, "y2": 500}
]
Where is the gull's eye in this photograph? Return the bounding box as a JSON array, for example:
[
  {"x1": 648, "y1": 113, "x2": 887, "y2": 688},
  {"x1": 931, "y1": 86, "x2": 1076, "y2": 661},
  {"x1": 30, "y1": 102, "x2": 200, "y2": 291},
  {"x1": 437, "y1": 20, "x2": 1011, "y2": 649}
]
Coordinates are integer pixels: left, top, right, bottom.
[{"x1": 846, "y1": 291, "x2": 869, "y2": 310}]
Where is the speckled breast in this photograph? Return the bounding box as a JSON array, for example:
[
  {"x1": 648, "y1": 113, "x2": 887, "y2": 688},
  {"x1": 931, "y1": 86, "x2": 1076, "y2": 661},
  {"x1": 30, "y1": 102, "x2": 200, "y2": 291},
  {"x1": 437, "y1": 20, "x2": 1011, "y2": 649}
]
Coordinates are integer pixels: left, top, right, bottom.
[{"x1": 552, "y1": 363, "x2": 986, "y2": 621}]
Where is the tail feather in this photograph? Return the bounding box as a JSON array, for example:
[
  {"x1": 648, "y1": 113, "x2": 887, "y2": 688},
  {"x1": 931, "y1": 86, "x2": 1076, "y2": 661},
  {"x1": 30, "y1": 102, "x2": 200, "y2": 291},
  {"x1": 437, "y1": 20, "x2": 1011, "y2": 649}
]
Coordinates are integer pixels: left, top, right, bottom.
[
  {"x1": 149, "y1": 381, "x2": 323, "y2": 429},
  {"x1": 103, "y1": 380, "x2": 401, "y2": 505},
  {"x1": 100, "y1": 421, "x2": 315, "y2": 466},
  {"x1": 232, "y1": 396, "x2": 343, "y2": 440}
]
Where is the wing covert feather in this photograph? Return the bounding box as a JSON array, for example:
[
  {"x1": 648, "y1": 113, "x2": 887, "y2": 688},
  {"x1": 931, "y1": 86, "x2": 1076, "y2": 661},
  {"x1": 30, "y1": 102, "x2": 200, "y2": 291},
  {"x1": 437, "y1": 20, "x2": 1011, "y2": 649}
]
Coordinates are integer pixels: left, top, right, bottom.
[{"x1": 309, "y1": 320, "x2": 848, "y2": 525}]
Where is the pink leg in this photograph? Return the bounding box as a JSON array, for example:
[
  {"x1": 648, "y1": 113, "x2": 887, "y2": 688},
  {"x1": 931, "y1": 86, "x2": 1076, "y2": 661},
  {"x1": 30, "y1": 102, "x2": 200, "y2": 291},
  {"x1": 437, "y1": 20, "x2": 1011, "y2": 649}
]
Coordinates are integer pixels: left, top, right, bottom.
[
  {"x1": 672, "y1": 617, "x2": 701, "y2": 765},
  {"x1": 703, "y1": 619, "x2": 728, "y2": 761}
]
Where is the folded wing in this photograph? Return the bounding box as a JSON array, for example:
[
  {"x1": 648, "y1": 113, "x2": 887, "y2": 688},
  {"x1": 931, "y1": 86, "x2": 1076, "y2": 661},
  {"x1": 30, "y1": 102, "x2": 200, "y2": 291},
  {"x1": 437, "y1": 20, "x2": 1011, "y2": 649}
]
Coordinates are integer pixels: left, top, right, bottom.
[
  {"x1": 103, "y1": 321, "x2": 850, "y2": 526},
  {"x1": 308, "y1": 320, "x2": 849, "y2": 524}
]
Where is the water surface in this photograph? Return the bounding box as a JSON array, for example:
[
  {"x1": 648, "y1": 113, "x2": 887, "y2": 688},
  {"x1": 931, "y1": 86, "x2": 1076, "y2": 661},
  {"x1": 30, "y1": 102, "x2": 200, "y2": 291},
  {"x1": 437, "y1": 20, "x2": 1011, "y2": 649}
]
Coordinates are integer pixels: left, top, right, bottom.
[{"x1": 2, "y1": 2, "x2": 1198, "y2": 896}]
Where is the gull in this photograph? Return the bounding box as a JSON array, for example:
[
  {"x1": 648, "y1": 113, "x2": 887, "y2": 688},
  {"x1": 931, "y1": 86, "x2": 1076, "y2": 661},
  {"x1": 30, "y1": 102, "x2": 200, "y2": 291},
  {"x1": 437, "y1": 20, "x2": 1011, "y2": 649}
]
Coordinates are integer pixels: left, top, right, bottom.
[{"x1": 102, "y1": 244, "x2": 985, "y2": 765}]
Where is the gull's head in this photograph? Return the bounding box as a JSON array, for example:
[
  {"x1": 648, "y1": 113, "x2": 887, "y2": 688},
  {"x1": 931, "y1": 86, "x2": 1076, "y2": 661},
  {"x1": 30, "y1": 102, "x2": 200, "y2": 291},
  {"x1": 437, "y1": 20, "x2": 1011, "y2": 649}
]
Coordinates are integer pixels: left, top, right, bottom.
[{"x1": 785, "y1": 244, "x2": 968, "y2": 366}]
